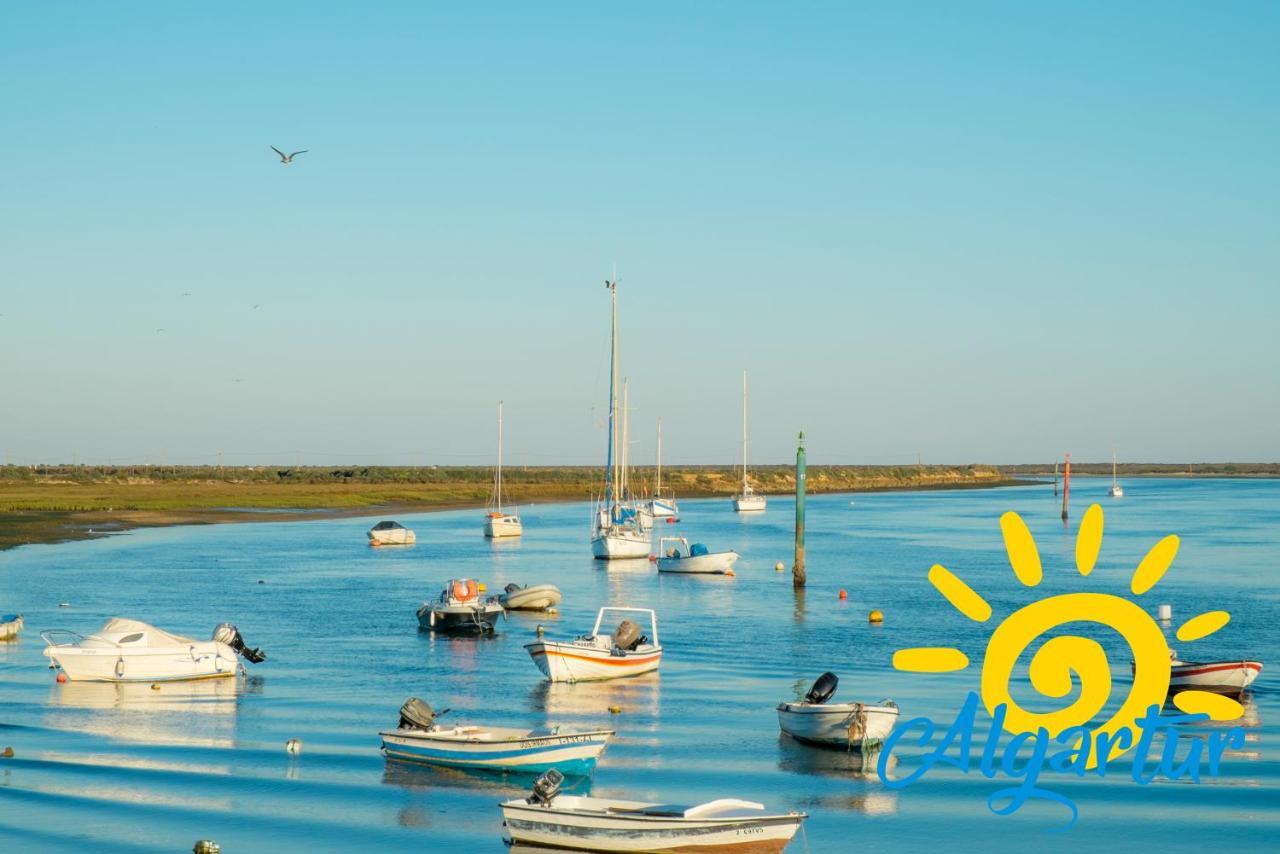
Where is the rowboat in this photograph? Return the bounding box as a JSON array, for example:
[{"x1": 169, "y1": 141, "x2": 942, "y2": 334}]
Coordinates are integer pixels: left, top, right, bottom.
[
  {"x1": 499, "y1": 583, "x2": 563, "y2": 612},
  {"x1": 525, "y1": 607, "x2": 661, "y2": 683},
  {"x1": 0, "y1": 614, "x2": 23, "y2": 640},
  {"x1": 1170, "y1": 659, "x2": 1262, "y2": 694},
  {"x1": 41, "y1": 618, "x2": 265, "y2": 683},
  {"x1": 381, "y1": 698, "x2": 612, "y2": 775},
  {"x1": 777, "y1": 672, "x2": 899, "y2": 749},
  {"x1": 369, "y1": 520, "x2": 415, "y2": 545},
  {"x1": 501, "y1": 770, "x2": 806, "y2": 853},
  {"x1": 417, "y1": 579, "x2": 504, "y2": 633},
  {"x1": 656, "y1": 537, "x2": 738, "y2": 575}
]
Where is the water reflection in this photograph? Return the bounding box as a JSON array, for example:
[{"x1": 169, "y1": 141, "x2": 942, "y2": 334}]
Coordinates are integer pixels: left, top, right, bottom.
[
  {"x1": 778, "y1": 739, "x2": 900, "y2": 814},
  {"x1": 528, "y1": 675, "x2": 661, "y2": 722},
  {"x1": 44, "y1": 676, "x2": 254, "y2": 748}
]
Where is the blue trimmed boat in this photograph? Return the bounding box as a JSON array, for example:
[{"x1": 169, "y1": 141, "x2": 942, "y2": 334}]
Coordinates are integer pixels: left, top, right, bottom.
[{"x1": 380, "y1": 698, "x2": 613, "y2": 775}]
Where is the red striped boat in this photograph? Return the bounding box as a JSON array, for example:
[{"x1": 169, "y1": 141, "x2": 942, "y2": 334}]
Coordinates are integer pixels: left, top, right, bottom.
[{"x1": 1170, "y1": 659, "x2": 1262, "y2": 694}]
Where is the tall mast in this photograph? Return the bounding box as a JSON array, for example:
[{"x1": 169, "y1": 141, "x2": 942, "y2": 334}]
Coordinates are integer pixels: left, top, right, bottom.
[
  {"x1": 605, "y1": 278, "x2": 619, "y2": 515},
  {"x1": 621, "y1": 378, "x2": 630, "y2": 503},
  {"x1": 656, "y1": 418, "x2": 662, "y2": 495},
  {"x1": 742, "y1": 370, "x2": 749, "y2": 493},
  {"x1": 1062, "y1": 452, "x2": 1071, "y2": 522},
  {"x1": 495, "y1": 400, "x2": 504, "y2": 512},
  {"x1": 1112, "y1": 449, "x2": 1118, "y2": 486}
]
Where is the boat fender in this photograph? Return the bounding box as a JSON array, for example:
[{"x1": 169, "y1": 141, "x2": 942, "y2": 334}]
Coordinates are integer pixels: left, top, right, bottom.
[{"x1": 115, "y1": 657, "x2": 125, "y2": 679}]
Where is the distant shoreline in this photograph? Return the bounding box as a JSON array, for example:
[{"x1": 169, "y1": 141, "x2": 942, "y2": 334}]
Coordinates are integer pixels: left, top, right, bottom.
[{"x1": 1, "y1": 461, "x2": 1274, "y2": 552}]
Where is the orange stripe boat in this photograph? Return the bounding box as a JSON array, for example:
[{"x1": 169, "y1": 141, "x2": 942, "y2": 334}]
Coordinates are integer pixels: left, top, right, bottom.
[{"x1": 525, "y1": 607, "x2": 662, "y2": 683}]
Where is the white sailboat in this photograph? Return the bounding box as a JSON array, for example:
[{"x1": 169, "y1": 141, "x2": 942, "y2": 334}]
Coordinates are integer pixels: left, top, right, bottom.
[
  {"x1": 1109, "y1": 449, "x2": 1124, "y2": 498},
  {"x1": 647, "y1": 418, "x2": 679, "y2": 518},
  {"x1": 484, "y1": 401, "x2": 523, "y2": 538},
  {"x1": 732, "y1": 370, "x2": 766, "y2": 512},
  {"x1": 591, "y1": 279, "x2": 651, "y2": 560}
]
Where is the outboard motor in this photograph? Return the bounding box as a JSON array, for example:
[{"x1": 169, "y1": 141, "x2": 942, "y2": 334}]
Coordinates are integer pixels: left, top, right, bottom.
[
  {"x1": 611, "y1": 619, "x2": 642, "y2": 652},
  {"x1": 527, "y1": 768, "x2": 565, "y2": 806},
  {"x1": 398, "y1": 697, "x2": 438, "y2": 731},
  {"x1": 805, "y1": 671, "x2": 839, "y2": 705},
  {"x1": 504, "y1": 583, "x2": 523, "y2": 595},
  {"x1": 212, "y1": 623, "x2": 267, "y2": 664}
]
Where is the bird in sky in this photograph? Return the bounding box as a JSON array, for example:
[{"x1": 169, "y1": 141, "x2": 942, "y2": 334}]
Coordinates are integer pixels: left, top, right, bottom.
[
  {"x1": 252, "y1": 304, "x2": 260, "y2": 309},
  {"x1": 155, "y1": 328, "x2": 166, "y2": 333},
  {"x1": 182, "y1": 292, "x2": 192, "y2": 297},
  {"x1": 271, "y1": 146, "x2": 308, "y2": 164}
]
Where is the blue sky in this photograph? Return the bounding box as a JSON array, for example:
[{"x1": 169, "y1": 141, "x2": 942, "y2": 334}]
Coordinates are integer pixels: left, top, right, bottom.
[{"x1": 1, "y1": 2, "x2": 1277, "y2": 466}]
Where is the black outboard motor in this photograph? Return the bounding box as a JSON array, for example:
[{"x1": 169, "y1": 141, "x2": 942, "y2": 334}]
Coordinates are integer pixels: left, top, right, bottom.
[
  {"x1": 212, "y1": 623, "x2": 267, "y2": 664},
  {"x1": 611, "y1": 620, "x2": 642, "y2": 651},
  {"x1": 805, "y1": 672, "x2": 839, "y2": 705},
  {"x1": 398, "y1": 697, "x2": 438, "y2": 731},
  {"x1": 505, "y1": 583, "x2": 523, "y2": 595},
  {"x1": 527, "y1": 768, "x2": 565, "y2": 806}
]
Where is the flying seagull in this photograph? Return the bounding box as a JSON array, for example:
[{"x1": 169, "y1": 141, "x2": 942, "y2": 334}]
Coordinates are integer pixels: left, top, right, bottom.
[{"x1": 271, "y1": 146, "x2": 308, "y2": 164}]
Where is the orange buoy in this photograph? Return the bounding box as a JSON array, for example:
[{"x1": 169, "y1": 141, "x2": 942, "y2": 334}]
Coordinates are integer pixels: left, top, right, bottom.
[
  {"x1": 725, "y1": 569, "x2": 735, "y2": 577},
  {"x1": 838, "y1": 589, "x2": 848, "y2": 600},
  {"x1": 56, "y1": 672, "x2": 67, "y2": 683}
]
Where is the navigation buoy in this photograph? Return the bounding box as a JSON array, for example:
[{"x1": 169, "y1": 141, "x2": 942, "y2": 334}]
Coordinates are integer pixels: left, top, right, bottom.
[
  {"x1": 869, "y1": 609, "x2": 884, "y2": 624},
  {"x1": 285, "y1": 738, "x2": 302, "y2": 755},
  {"x1": 838, "y1": 589, "x2": 848, "y2": 600},
  {"x1": 56, "y1": 672, "x2": 67, "y2": 684},
  {"x1": 477, "y1": 582, "x2": 486, "y2": 592},
  {"x1": 775, "y1": 562, "x2": 784, "y2": 572},
  {"x1": 193, "y1": 841, "x2": 221, "y2": 854},
  {"x1": 608, "y1": 705, "x2": 622, "y2": 714},
  {"x1": 2, "y1": 747, "x2": 14, "y2": 758},
  {"x1": 1158, "y1": 604, "x2": 1172, "y2": 621},
  {"x1": 151, "y1": 683, "x2": 161, "y2": 691}
]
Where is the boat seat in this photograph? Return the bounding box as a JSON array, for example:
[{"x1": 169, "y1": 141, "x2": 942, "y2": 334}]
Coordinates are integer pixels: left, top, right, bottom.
[
  {"x1": 683, "y1": 799, "x2": 766, "y2": 818},
  {"x1": 606, "y1": 804, "x2": 690, "y2": 818}
]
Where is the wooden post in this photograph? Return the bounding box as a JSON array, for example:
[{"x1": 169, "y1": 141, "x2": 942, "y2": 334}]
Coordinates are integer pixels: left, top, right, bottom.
[{"x1": 793, "y1": 431, "x2": 806, "y2": 588}]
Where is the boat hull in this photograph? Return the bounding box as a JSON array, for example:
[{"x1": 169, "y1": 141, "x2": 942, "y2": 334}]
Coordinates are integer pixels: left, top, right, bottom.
[
  {"x1": 1170, "y1": 660, "x2": 1262, "y2": 694},
  {"x1": 526, "y1": 641, "x2": 662, "y2": 683},
  {"x1": 733, "y1": 495, "x2": 767, "y2": 513},
  {"x1": 501, "y1": 800, "x2": 804, "y2": 853},
  {"x1": 381, "y1": 728, "x2": 611, "y2": 774},
  {"x1": 369, "y1": 529, "x2": 415, "y2": 545},
  {"x1": 776, "y1": 702, "x2": 899, "y2": 748},
  {"x1": 44, "y1": 642, "x2": 242, "y2": 683},
  {"x1": 591, "y1": 530, "x2": 651, "y2": 560},
  {"x1": 657, "y1": 551, "x2": 739, "y2": 575},
  {"x1": 1109, "y1": 485, "x2": 1124, "y2": 498},
  {"x1": 485, "y1": 516, "x2": 523, "y2": 538},
  {"x1": 0, "y1": 615, "x2": 23, "y2": 641},
  {"x1": 500, "y1": 585, "x2": 563, "y2": 611},
  {"x1": 649, "y1": 498, "x2": 679, "y2": 518},
  {"x1": 418, "y1": 603, "x2": 503, "y2": 633}
]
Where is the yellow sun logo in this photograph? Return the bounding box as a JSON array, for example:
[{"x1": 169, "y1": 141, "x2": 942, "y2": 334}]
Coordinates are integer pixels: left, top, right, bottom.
[{"x1": 893, "y1": 503, "x2": 1242, "y2": 767}]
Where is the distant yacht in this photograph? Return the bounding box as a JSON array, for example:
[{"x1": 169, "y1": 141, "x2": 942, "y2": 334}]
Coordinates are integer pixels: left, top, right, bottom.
[
  {"x1": 1109, "y1": 450, "x2": 1124, "y2": 498},
  {"x1": 732, "y1": 370, "x2": 766, "y2": 512},
  {"x1": 591, "y1": 279, "x2": 651, "y2": 559},
  {"x1": 484, "y1": 401, "x2": 522, "y2": 538},
  {"x1": 647, "y1": 418, "x2": 679, "y2": 519}
]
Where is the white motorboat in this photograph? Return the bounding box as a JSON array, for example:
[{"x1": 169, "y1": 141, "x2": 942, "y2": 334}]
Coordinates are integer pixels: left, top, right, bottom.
[
  {"x1": 417, "y1": 579, "x2": 504, "y2": 633},
  {"x1": 777, "y1": 672, "x2": 900, "y2": 749},
  {"x1": 1170, "y1": 658, "x2": 1262, "y2": 694},
  {"x1": 0, "y1": 613, "x2": 23, "y2": 640},
  {"x1": 1109, "y1": 449, "x2": 1124, "y2": 498},
  {"x1": 369, "y1": 520, "x2": 415, "y2": 546},
  {"x1": 41, "y1": 618, "x2": 265, "y2": 683},
  {"x1": 484, "y1": 401, "x2": 524, "y2": 538},
  {"x1": 525, "y1": 607, "x2": 661, "y2": 683},
  {"x1": 499, "y1": 583, "x2": 563, "y2": 611},
  {"x1": 656, "y1": 537, "x2": 738, "y2": 575},
  {"x1": 591, "y1": 281, "x2": 654, "y2": 560},
  {"x1": 380, "y1": 698, "x2": 612, "y2": 775},
  {"x1": 502, "y1": 770, "x2": 807, "y2": 853},
  {"x1": 732, "y1": 370, "x2": 766, "y2": 512}
]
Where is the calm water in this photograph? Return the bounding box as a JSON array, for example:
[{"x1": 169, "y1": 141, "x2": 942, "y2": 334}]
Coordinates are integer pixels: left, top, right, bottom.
[{"x1": 1, "y1": 478, "x2": 1276, "y2": 852}]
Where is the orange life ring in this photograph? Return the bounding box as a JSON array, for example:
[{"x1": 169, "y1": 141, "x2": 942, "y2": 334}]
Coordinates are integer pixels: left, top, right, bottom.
[{"x1": 452, "y1": 579, "x2": 478, "y2": 602}]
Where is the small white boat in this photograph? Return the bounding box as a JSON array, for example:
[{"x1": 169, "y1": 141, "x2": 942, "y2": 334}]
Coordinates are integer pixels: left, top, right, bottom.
[
  {"x1": 647, "y1": 418, "x2": 680, "y2": 519},
  {"x1": 732, "y1": 371, "x2": 767, "y2": 513},
  {"x1": 41, "y1": 618, "x2": 265, "y2": 683},
  {"x1": 369, "y1": 520, "x2": 415, "y2": 546},
  {"x1": 1109, "y1": 450, "x2": 1124, "y2": 498},
  {"x1": 656, "y1": 537, "x2": 738, "y2": 575},
  {"x1": 525, "y1": 607, "x2": 661, "y2": 683},
  {"x1": 1170, "y1": 658, "x2": 1262, "y2": 694},
  {"x1": 484, "y1": 401, "x2": 524, "y2": 538},
  {"x1": 502, "y1": 770, "x2": 806, "y2": 853},
  {"x1": 777, "y1": 673, "x2": 900, "y2": 749},
  {"x1": 499, "y1": 583, "x2": 563, "y2": 612},
  {"x1": 592, "y1": 507, "x2": 652, "y2": 559},
  {"x1": 380, "y1": 698, "x2": 612, "y2": 774},
  {"x1": 417, "y1": 579, "x2": 504, "y2": 633},
  {"x1": 0, "y1": 614, "x2": 23, "y2": 640}
]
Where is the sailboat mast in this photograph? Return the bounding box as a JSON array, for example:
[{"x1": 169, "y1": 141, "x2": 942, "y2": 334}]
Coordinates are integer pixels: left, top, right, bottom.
[
  {"x1": 1113, "y1": 449, "x2": 1118, "y2": 486},
  {"x1": 621, "y1": 378, "x2": 630, "y2": 502},
  {"x1": 605, "y1": 279, "x2": 619, "y2": 514},
  {"x1": 1062, "y1": 452, "x2": 1071, "y2": 521},
  {"x1": 495, "y1": 401, "x2": 504, "y2": 512},
  {"x1": 742, "y1": 368, "x2": 747, "y2": 494},
  {"x1": 656, "y1": 418, "x2": 662, "y2": 495}
]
